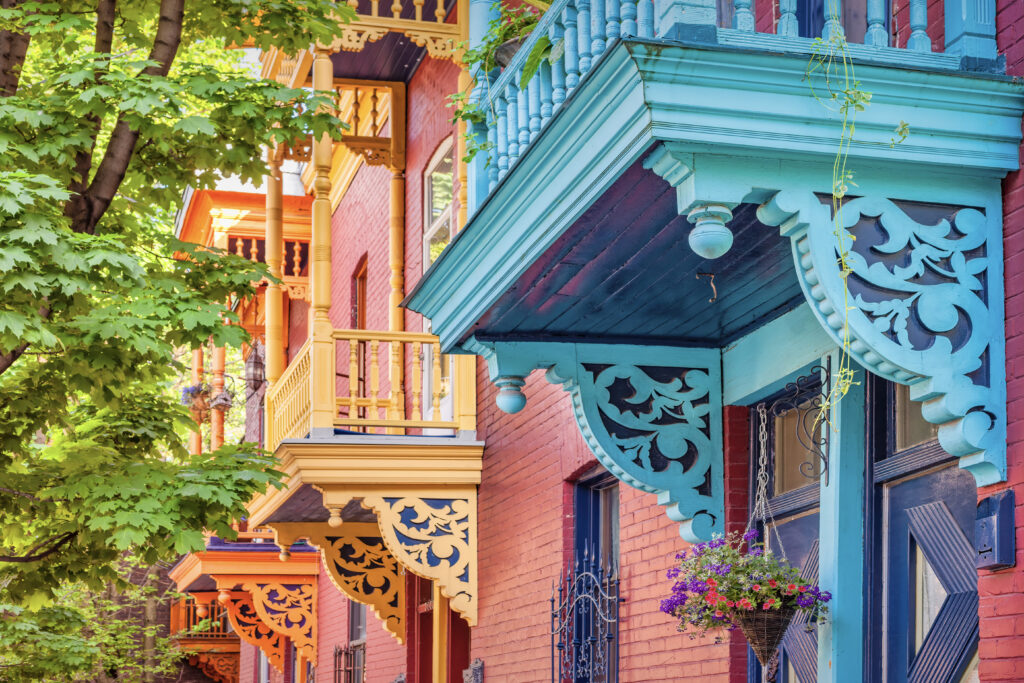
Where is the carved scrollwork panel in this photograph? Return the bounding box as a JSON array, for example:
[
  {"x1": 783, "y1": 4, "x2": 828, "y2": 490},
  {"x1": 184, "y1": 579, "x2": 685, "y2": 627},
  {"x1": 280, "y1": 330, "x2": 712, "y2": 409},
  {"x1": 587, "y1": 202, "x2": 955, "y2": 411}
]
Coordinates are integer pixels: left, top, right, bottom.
[
  {"x1": 241, "y1": 582, "x2": 317, "y2": 667},
  {"x1": 333, "y1": 27, "x2": 388, "y2": 52},
  {"x1": 546, "y1": 345, "x2": 724, "y2": 542},
  {"x1": 221, "y1": 592, "x2": 286, "y2": 672},
  {"x1": 362, "y1": 495, "x2": 477, "y2": 625},
  {"x1": 189, "y1": 652, "x2": 240, "y2": 683},
  {"x1": 758, "y1": 191, "x2": 1005, "y2": 485},
  {"x1": 308, "y1": 528, "x2": 406, "y2": 643}
]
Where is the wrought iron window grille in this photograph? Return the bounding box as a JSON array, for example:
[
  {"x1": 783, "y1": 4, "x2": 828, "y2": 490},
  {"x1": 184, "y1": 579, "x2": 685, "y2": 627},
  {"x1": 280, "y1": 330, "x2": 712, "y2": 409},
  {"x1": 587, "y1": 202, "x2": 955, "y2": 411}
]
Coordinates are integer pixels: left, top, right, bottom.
[
  {"x1": 761, "y1": 359, "x2": 831, "y2": 486},
  {"x1": 550, "y1": 549, "x2": 622, "y2": 683}
]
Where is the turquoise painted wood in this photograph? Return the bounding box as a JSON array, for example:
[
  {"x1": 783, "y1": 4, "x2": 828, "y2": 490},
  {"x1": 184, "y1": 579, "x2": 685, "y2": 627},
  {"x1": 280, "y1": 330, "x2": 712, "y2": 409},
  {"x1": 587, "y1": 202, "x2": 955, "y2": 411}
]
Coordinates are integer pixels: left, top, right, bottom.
[
  {"x1": 816, "y1": 354, "x2": 866, "y2": 683},
  {"x1": 468, "y1": 339, "x2": 725, "y2": 542},
  {"x1": 721, "y1": 304, "x2": 837, "y2": 405}
]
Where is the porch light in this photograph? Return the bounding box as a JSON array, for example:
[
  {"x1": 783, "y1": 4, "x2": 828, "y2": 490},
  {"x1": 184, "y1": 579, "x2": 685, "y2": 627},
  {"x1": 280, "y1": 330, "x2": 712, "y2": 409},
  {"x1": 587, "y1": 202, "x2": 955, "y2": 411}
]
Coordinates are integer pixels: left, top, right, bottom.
[{"x1": 686, "y1": 204, "x2": 734, "y2": 259}]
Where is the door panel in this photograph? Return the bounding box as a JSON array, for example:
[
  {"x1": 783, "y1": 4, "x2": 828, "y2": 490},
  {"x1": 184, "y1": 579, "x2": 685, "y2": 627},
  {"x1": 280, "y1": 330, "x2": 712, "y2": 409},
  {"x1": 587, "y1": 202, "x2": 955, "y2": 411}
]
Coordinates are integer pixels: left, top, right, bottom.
[{"x1": 883, "y1": 465, "x2": 978, "y2": 683}]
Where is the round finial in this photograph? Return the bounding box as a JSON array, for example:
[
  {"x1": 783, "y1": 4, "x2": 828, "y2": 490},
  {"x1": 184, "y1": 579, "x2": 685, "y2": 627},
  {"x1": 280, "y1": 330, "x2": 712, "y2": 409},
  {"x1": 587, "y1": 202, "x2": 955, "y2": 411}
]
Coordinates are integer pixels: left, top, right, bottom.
[
  {"x1": 494, "y1": 376, "x2": 527, "y2": 414},
  {"x1": 195, "y1": 603, "x2": 209, "y2": 618},
  {"x1": 279, "y1": 548, "x2": 291, "y2": 561},
  {"x1": 327, "y1": 506, "x2": 343, "y2": 528},
  {"x1": 686, "y1": 204, "x2": 734, "y2": 259},
  {"x1": 217, "y1": 590, "x2": 230, "y2": 605}
]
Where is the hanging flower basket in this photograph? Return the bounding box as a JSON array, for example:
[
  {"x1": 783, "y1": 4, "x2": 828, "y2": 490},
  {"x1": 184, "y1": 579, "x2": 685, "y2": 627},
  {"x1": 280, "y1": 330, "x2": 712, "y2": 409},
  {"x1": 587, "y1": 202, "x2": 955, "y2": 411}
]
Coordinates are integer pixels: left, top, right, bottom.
[
  {"x1": 181, "y1": 384, "x2": 211, "y2": 423},
  {"x1": 660, "y1": 530, "x2": 830, "y2": 666},
  {"x1": 209, "y1": 390, "x2": 233, "y2": 412}
]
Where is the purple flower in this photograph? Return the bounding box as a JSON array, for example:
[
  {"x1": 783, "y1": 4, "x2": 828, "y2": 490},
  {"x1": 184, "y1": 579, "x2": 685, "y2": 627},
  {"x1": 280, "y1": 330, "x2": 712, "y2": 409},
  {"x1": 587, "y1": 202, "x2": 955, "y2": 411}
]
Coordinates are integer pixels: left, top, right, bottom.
[
  {"x1": 743, "y1": 529, "x2": 759, "y2": 542},
  {"x1": 675, "y1": 550, "x2": 688, "y2": 560},
  {"x1": 667, "y1": 567, "x2": 680, "y2": 579},
  {"x1": 748, "y1": 547, "x2": 763, "y2": 557}
]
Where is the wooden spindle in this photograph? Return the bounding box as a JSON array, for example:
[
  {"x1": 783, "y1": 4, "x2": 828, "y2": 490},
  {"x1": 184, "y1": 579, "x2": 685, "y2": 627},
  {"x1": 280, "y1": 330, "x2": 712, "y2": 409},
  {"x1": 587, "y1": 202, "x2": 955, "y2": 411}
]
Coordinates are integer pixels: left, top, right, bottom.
[
  {"x1": 413, "y1": 0, "x2": 424, "y2": 21},
  {"x1": 292, "y1": 241, "x2": 302, "y2": 276},
  {"x1": 371, "y1": 0, "x2": 379, "y2": 15},
  {"x1": 391, "y1": 0, "x2": 402, "y2": 18},
  {"x1": 235, "y1": 238, "x2": 244, "y2": 257},
  {"x1": 431, "y1": 346, "x2": 442, "y2": 418},
  {"x1": 591, "y1": 0, "x2": 606, "y2": 58},
  {"x1": 411, "y1": 342, "x2": 422, "y2": 421},
  {"x1": 549, "y1": 22, "x2": 567, "y2": 106},
  {"x1": 495, "y1": 91, "x2": 509, "y2": 179},
  {"x1": 369, "y1": 339, "x2": 380, "y2": 423},
  {"x1": 388, "y1": 342, "x2": 402, "y2": 421},
  {"x1": 578, "y1": 0, "x2": 593, "y2": 75},
  {"x1": 637, "y1": 0, "x2": 654, "y2": 37},
  {"x1": 733, "y1": 0, "x2": 754, "y2": 31},
  {"x1": 249, "y1": 237, "x2": 259, "y2": 261},
  {"x1": 620, "y1": 0, "x2": 637, "y2": 37},
  {"x1": 352, "y1": 88, "x2": 361, "y2": 135},
  {"x1": 487, "y1": 120, "x2": 499, "y2": 190},
  {"x1": 563, "y1": 4, "x2": 580, "y2": 89},
  {"x1": 605, "y1": 0, "x2": 619, "y2": 47},
  {"x1": 865, "y1": 0, "x2": 887, "y2": 45},
  {"x1": 528, "y1": 75, "x2": 541, "y2": 142},
  {"x1": 434, "y1": 0, "x2": 446, "y2": 22},
  {"x1": 506, "y1": 84, "x2": 519, "y2": 162},
  {"x1": 348, "y1": 338, "x2": 359, "y2": 418},
  {"x1": 907, "y1": 0, "x2": 931, "y2": 50},
  {"x1": 779, "y1": 0, "x2": 798, "y2": 37},
  {"x1": 540, "y1": 61, "x2": 553, "y2": 124},
  {"x1": 517, "y1": 78, "x2": 530, "y2": 148},
  {"x1": 370, "y1": 89, "x2": 379, "y2": 132}
]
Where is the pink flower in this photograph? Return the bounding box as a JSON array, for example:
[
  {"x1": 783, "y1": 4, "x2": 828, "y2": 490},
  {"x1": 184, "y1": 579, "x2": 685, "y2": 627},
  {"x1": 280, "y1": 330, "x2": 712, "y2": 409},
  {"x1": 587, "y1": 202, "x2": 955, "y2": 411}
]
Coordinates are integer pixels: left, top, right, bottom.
[
  {"x1": 763, "y1": 599, "x2": 776, "y2": 610},
  {"x1": 768, "y1": 580, "x2": 777, "y2": 588},
  {"x1": 752, "y1": 584, "x2": 761, "y2": 592},
  {"x1": 798, "y1": 585, "x2": 807, "y2": 593},
  {"x1": 706, "y1": 578, "x2": 718, "y2": 587},
  {"x1": 714, "y1": 610, "x2": 724, "y2": 618}
]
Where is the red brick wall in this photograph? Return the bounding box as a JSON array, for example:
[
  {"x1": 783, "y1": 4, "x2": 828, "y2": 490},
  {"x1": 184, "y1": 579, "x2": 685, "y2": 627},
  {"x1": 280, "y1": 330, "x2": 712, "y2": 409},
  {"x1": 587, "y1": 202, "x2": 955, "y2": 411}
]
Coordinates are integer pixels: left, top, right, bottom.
[
  {"x1": 318, "y1": 563, "x2": 350, "y2": 680},
  {"x1": 978, "y1": 4, "x2": 1024, "y2": 681},
  {"x1": 366, "y1": 612, "x2": 407, "y2": 683},
  {"x1": 403, "y1": 56, "x2": 460, "y2": 334},
  {"x1": 470, "y1": 363, "x2": 754, "y2": 681},
  {"x1": 287, "y1": 299, "x2": 308, "y2": 362},
  {"x1": 240, "y1": 641, "x2": 256, "y2": 683}
]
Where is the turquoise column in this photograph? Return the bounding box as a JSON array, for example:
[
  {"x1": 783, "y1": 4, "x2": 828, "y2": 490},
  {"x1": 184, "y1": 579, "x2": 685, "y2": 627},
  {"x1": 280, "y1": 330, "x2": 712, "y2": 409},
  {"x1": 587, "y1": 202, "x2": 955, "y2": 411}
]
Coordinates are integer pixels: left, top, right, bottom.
[
  {"x1": 467, "y1": 0, "x2": 500, "y2": 215},
  {"x1": 816, "y1": 353, "x2": 866, "y2": 683},
  {"x1": 944, "y1": 0, "x2": 998, "y2": 68}
]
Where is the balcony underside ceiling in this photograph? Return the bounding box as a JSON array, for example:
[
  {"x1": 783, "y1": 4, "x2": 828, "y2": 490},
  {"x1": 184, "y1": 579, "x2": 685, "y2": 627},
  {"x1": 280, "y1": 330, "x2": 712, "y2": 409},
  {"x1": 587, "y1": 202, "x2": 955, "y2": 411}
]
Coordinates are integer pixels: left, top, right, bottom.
[
  {"x1": 331, "y1": 34, "x2": 426, "y2": 81},
  {"x1": 473, "y1": 157, "x2": 804, "y2": 346},
  {"x1": 262, "y1": 484, "x2": 374, "y2": 525}
]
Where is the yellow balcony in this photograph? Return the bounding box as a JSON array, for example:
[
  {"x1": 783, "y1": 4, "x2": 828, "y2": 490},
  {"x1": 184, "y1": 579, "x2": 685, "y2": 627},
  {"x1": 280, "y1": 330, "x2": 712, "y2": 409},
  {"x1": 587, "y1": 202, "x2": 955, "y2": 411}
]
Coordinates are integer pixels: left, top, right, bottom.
[{"x1": 265, "y1": 329, "x2": 475, "y2": 451}]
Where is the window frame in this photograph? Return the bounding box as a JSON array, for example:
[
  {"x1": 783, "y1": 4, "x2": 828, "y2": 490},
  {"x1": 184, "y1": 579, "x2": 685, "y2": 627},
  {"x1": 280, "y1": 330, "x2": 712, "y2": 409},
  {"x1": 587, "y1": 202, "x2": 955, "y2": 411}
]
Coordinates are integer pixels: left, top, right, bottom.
[{"x1": 422, "y1": 137, "x2": 455, "y2": 274}]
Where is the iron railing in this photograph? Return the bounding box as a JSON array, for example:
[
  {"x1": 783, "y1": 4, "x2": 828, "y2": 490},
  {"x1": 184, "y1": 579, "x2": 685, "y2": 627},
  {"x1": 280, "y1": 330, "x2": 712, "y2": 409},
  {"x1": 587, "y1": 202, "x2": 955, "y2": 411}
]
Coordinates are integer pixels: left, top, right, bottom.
[
  {"x1": 334, "y1": 643, "x2": 366, "y2": 683},
  {"x1": 550, "y1": 555, "x2": 621, "y2": 683}
]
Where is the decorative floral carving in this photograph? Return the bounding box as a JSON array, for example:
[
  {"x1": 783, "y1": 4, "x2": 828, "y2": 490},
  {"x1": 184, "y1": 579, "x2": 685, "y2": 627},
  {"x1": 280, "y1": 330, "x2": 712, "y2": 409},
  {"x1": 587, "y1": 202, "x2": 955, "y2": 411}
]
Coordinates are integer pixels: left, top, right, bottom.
[
  {"x1": 189, "y1": 652, "x2": 240, "y2": 683},
  {"x1": 405, "y1": 32, "x2": 459, "y2": 58},
  {"x1": 221, "y1": 592, "x2": 286, "y2": 672},
  {"x1": 242, "y1": 582, "x2": 317, "y2": 666},
  {"x1": 363, "y1": 495, "x2": 476, "y2": 625},
  {"x1": 547, "y1": 348, "x2": 724, "y2": 542},
  {"x1": 313, "y1": 530, "x2": 406, "y2": 642},
  {"x1": 758, "y1": 191, "x2": 1005, "y2": 485},
  {"x1": 334, "y1": 27, "x2": 388, "y2": 52}
]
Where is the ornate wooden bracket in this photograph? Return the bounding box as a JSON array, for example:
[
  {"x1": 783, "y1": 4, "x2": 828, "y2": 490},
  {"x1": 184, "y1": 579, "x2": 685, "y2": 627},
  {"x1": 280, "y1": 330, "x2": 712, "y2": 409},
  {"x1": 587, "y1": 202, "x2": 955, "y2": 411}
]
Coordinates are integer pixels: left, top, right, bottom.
[
  {"x1": 211, "y1": 577, "x2": 318, "y2": 669},
  {"x1": 470, "y1": 339, "x2": 725, "y2": 542},
  {"x1": 214, "y1": 590, "x2": 288, "y2": 672},
  {"x1": 335, "y1": 81, "x2": 406, "y2": 172},
  {"x1": 758, "y1": 191, "x2": 1006, "y2": 486},
  {"x1": 356, "y1": 492, "x2": 478, "y2": 626},
  {"x1": 188, "y1": 652, "x2": 240, "y2": 683},
  {"x1": 271, "y1": 522, "x2": 407, "y2": 643}
]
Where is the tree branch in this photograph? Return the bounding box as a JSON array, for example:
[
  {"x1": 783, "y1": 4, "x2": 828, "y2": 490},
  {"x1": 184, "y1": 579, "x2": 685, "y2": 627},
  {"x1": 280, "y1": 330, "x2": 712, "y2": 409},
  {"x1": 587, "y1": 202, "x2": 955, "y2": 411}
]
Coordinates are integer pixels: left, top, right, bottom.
[
  {"x1": 0, "y1": 532, "x2": 77, "y2": 563},
  {"x1": 68, "y1": 0, "x2": 185, "y2": 235},
  {"x1": 0, "y1": 0, "x2": 30, "y2": 97}
]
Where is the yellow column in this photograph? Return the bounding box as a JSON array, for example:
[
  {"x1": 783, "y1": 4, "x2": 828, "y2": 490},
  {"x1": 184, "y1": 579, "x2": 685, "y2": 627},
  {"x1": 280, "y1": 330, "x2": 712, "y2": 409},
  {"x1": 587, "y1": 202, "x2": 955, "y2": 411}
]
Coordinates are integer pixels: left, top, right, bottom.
[
  {"x1": 389, "y1": 169, "x2": 406, "y2": 333},
  {"x1": 432, "y1": 583, "x2": 450, "y2": 683},
  {"x1": 265, "y1": 149, "x2": 285, "y2": 386},
  {"x1": 309, "y1": 47, "x2": 336, "y2": 434},
  {"x1": 210, "y1": 343, "x2": 226, "y2": 450},
  {"x1": 189, "y1": 347, "x2": 204, "y2": 454},
  {"x1": 456, "y1": 0, "x2": 470, "y2": 229}
]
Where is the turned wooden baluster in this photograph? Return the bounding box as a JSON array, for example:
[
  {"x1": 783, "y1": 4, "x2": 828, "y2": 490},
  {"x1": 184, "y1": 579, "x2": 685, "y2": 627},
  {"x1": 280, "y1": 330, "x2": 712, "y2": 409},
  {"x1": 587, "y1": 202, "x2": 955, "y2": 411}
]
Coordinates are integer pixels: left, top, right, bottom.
[
  {"x1": 348, "y1": 337, "x2": 360, "y2": 420},
  {"x1": 249, "y1": 237, "x2": 259, "y2": 262},
  {"x1": 352, "y1": 88, "x2": 361, "y2": 136},
  {"x1": 411, "y1": 342, "x2": 422, "y2": 421},
  {"x1": 434, "y1": 0, "x2": 446, "y2": 22},
  {"x1": 235, "y1": 238, "x2": 244, "y2": 257},
  {"x1": 292, "y1": 241, "x2": 303, "y2": 277},
  {"x1": 431, "y1": 345, "x2": 442, "y2": 419},
  {"x1": 370, "y1": 0, "x2": 379, "y2": 15},
  {"x1": 369, "y1": 339, "x2": 380, "y2": 428},
  {"x1": 391, "y1": 0, "x2": 402, "y2": 19},
  {"x1": 387, "y1": 341, "x2": 402, "y2": 422}
]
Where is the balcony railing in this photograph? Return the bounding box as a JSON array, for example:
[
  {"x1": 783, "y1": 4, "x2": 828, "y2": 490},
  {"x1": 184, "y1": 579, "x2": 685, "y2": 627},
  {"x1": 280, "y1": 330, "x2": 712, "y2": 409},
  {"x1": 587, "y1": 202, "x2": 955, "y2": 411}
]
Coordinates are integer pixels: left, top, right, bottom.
[
  {"x1": 266, "y1": 329, "x2": 469, "y2": 450},
  {"x1": 476, "y1": 0, "x2": 991, "y2": 194},
  {"x1": 170, "y1": 598, "x2": 235, "y2": 639}
]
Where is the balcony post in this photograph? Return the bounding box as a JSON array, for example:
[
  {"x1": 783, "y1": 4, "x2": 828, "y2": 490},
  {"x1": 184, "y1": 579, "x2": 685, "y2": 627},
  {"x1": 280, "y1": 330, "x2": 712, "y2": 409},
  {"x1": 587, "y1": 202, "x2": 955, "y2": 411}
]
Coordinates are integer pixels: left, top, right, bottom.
[
  {"x1": 944, "y1": 0, "x2": 998, "y2": 67},
  {"x1": 431, "y1": 583, "x2": 450, "y2": 683},
  {"x1": 265, "y1": 148, "x2": 285, "y2": 388},
  {"x1": 655, "y1": 0, "x2": 718, "y2": 42},
  {"x1": 457, "y1": 0, "x2": 471, "y2": 227},
  {"x1": 467, "y1": 0, "x2": 499, "y2": 215},
  {"x1": 310, "y1": 46, "x2": 336, "y2": 436}
]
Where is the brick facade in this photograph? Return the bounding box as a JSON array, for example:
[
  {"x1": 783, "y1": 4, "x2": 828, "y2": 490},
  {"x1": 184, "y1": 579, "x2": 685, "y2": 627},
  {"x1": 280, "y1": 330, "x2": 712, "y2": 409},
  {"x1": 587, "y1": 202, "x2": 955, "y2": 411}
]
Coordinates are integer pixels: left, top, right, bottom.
[{"x1": 978, "y1": 3, "x2": 1024, "y2": 680}]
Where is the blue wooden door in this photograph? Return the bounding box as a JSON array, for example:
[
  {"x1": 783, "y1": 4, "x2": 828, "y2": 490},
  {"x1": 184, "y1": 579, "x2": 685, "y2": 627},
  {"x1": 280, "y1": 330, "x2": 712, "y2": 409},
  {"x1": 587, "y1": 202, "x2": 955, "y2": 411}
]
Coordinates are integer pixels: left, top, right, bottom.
[
  {"x1": 765, "y1": 513, "x2": 820, "y2": 683},
  {"x1": 879, "y1": 464, "x2": 979, "y2": 682}
]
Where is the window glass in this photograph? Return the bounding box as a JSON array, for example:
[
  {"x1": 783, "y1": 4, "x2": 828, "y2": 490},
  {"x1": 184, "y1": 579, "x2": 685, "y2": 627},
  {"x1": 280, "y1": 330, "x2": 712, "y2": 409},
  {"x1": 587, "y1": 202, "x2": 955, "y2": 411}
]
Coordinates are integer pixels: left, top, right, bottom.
[
  {"x1": 349, "y1": 602, "x2": 367, "y2": 643},
  {"x1": 772, "y1": 397, "x2": 823, "y2": 496},
  {"x1": 424, "y1": 141, "x2": 454, "y2": 270},
  {"x1": 912, "y1": 537, "x2": 946, "y2": 651},
  {"x1": 958, "y1": 652, "x2": 980, "y2": 683},
  {"x1": 895, "y1": 383, "x2": 938, "y2": 451},
  {"x1": 257, "y1": 649, "x2": 270, "y2": 683}
]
